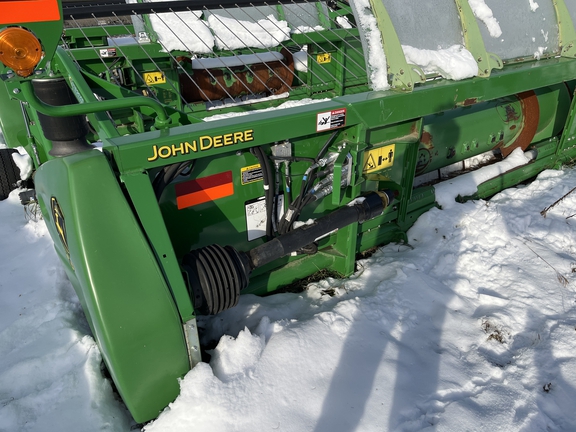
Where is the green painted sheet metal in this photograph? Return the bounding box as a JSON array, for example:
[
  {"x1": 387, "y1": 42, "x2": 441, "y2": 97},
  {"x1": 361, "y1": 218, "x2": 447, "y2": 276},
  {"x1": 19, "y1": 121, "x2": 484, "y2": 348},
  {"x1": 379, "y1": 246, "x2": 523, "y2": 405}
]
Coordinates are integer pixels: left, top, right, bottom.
[
  {"x1": 103, "y1": 57, "x2": 576, "y2": 174},
  {"x1": 34, "y1": 150, "x2": 189, "y2": 423},
  {"x1": 120, "y1": 170, "x2": 195, "y2": 321}
]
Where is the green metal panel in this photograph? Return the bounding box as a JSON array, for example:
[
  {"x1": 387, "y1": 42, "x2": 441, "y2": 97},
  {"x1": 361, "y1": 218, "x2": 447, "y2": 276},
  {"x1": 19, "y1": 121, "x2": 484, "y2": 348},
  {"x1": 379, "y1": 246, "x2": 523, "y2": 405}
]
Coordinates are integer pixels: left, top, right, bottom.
[{"x1": 34, "y1": 150, "x2": 190, "y2": 423}]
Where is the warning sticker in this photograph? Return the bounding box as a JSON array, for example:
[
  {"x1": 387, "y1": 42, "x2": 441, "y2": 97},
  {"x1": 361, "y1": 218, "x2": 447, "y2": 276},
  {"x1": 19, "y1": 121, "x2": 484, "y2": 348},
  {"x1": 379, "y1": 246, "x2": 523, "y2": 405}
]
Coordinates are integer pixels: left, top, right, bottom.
[
  {"x1": 245, "y1": 195, "x2": 284, "y2": 241},
  {"x1": 316, "y1": 108, "x2": 346, "y2": 132},
  {"x1": 363, "y1": 144, "x2": 396, "y2": 173},
  {"x1": 245, "y1": 197, "x2": 267, "y2": 241},
  {"x1": 144, "y1": 71, "x2": 166, "y2": 85},
  {"x1": 99, "y1": 48, "x2": 116, "y2": 58},
  {"x1": 241, "y1": 164, "x2": 263, "y2": 185},
  {"x1": 317, "y1": 53, "x2": 331, "y2": 64}
]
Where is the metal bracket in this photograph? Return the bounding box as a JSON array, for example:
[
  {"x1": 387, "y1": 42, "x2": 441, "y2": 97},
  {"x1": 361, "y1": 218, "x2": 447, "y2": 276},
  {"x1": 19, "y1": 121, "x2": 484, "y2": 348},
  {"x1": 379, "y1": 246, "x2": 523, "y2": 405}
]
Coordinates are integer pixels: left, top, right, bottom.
[
  {"x1": 368, "y1": 0, "x2": 426, "y2": 92},
  {"x1": 454, "y1": 0, "x2": 503, "y2": 77},
  {"x1": 332, "y1": 150, "x2": 352, "y2": 205},
  {"x1": 553, "y1": 0, "x2": 576, "y2": 58},
  {"x1": 183, "y1": 318, "x2": 203, "y2": 368}
]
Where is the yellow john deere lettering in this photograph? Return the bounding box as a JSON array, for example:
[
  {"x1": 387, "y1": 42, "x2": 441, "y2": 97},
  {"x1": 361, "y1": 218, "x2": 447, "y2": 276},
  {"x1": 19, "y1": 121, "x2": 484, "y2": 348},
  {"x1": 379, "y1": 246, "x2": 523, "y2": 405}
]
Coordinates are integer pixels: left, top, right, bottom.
[{"x1": 147, "y1": 129, "x2": 254, "y2": 162}]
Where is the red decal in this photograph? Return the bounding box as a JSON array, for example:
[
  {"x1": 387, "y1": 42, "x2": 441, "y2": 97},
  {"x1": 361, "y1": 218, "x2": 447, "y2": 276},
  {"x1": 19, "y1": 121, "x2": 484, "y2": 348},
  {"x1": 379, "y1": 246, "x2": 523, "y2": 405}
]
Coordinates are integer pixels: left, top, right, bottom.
[{"x1": 175, "y1": 171, "x2": 234, "y2": 209}]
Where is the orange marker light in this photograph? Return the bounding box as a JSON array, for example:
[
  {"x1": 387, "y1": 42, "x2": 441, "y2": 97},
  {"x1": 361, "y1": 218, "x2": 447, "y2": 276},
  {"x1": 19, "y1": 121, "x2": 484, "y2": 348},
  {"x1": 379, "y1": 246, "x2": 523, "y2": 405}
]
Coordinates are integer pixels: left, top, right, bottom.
[{"x1": 0, "y1": 27, "x2": 42, "y2": 77}]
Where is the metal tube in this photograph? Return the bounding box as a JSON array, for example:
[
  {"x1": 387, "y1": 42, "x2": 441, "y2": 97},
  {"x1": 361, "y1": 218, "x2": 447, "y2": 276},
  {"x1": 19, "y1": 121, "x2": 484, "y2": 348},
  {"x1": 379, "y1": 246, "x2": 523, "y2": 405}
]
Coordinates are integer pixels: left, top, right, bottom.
[
  {"x1": 20, "y1": 80, "x2": 171, "y2": 129},
  {"x1": 248, "y1": 190, "x2": 394, "y2": 269}
]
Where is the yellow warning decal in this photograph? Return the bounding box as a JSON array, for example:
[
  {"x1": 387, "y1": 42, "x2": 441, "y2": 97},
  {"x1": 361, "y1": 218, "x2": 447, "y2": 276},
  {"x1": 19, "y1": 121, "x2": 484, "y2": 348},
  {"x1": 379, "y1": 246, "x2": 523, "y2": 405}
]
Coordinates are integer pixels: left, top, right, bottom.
[
  {"x1": 363, "y1": 144, "x2": 396, "y2": 173},
  {"x1": 317, "y1": 53, "x2": 331, "y2": 64},
  {"x1": 144, "y1": 71, "x2": 166, "y2": 85},
  {"x1": 241, "y1": 164, "x2": 263, "y2": 185}
]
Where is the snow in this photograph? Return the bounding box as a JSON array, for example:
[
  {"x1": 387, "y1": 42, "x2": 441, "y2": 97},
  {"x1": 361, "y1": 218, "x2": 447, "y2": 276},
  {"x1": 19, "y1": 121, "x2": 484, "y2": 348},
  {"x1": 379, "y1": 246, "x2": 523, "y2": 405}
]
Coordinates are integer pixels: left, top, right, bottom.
[
  {"x1": 349, "y1": 0, "x2": 390, "y2": 91},
  {"x1": 402, "y1": 45, "x2": 479, "y2": 81},
  {"x1": 203, "y1": 97, "x2": 331, "y2": 121},
  {"x1": 293, "y1": 49, "x2": 308, "y2": 73},
  {"x1": 468, "y1": 0, "x2": 503, "y2": 38},
  {"x1": 148, "y1": 8, "x2": 214, "y2": 53},
  {"x1": 336, "y1": 16, "x2": 353, "y2": 30},
  {"x1": 3, "y1": 145, "x2": 576, "y2": 430},
  {"x1": 207, "y1": 14, "x2": 291, "y2": 51},
  {"x1": 434, "y1": 147, "x2": 532, "y2": 209},
  {"x1": 11, "y1": 147, "x2": 33, "y2": 180},
  {"x1": 293, "y1": 25, "x2": 325, "y2": 34},
  {"x1": 0, "y1": 192, "x2": 132, "y2": 432}
]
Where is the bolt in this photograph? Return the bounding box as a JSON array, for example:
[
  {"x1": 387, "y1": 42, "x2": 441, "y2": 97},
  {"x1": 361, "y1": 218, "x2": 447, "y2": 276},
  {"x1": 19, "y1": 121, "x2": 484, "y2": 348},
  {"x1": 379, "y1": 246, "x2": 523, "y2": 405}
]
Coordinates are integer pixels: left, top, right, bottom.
[
  {"x1": 12, "y1": 88, "x2": 20, "y2": 94},
  {"x1": 192, "y1": 346, "x2": 199, "y2": 352}
]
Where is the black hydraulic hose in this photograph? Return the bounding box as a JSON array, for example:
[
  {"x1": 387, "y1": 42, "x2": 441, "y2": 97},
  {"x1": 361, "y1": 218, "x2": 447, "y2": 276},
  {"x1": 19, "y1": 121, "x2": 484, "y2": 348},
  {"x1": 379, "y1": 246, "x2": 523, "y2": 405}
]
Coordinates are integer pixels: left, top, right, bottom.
[
  {"x1": 315, "y1": 131, "x2": 339, "y2": 163},
  {"x1": 153, "y1": 160, "x2": 194, "y2": 200},
  {"x1": 248, "y1": 190, "x2": 394, "y2": 269},
  {"x1": 278, "y1": 131, "x2": 340, "y2": 234}
]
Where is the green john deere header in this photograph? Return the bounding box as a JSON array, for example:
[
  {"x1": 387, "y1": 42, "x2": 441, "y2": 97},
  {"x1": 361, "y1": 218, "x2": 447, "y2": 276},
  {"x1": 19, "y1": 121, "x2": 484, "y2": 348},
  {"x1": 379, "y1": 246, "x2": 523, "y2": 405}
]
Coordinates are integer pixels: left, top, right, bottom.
[{"x1": 1, "y1": 0, "x2": 576, "y2": 423}]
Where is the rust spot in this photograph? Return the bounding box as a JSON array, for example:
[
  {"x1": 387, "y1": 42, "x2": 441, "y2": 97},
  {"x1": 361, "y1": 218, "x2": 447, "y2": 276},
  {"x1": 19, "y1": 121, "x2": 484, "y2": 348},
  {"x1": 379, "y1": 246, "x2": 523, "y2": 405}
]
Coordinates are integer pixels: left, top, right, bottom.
[
  {"x1": 504, "y1": 104, "x2": 520, "y2": 122},
  {"x1": 462, "y1": 98, "x2": 478, "y2": 106},
  {"x1": 497, "y1": 91, "x2": 540, "y2": 158},
  {"x1": 420, "y1": 131, "x2": 434, "y2": 148}
]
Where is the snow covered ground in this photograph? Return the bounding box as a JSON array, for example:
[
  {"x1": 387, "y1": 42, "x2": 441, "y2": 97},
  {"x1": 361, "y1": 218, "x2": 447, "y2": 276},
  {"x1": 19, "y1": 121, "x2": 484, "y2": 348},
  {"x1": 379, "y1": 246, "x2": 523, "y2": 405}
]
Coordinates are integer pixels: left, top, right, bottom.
[{"x1": 2, "y1": 160, "x2": 576, "y2": 431}]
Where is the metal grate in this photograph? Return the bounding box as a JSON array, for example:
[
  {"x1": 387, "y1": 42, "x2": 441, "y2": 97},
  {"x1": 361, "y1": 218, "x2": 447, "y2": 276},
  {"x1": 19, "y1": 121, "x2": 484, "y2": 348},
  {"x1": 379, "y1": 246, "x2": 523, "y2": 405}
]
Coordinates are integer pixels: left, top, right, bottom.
[{"x1": 60, "y1": 0, "x2": 367, "y2": 113}]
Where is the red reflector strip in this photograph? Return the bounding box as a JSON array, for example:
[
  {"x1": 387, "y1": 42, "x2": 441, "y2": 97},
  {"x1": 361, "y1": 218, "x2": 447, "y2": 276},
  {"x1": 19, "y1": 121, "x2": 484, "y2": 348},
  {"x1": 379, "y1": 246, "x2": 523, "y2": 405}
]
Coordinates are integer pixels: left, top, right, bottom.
[
  {"x1": 175, "y1": 171, "x2": 234, "y2": 209},
  {"x1": 0, "y1": 0, "x2": 61, "y2": 25}
]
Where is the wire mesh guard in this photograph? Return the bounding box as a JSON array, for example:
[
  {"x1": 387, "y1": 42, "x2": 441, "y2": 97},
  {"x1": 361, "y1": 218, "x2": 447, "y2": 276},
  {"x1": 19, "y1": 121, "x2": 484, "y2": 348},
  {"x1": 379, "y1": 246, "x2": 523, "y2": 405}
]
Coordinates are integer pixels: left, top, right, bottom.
[{"x1": 61, "y1": 1, "x2": 368, "y2": 112}]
